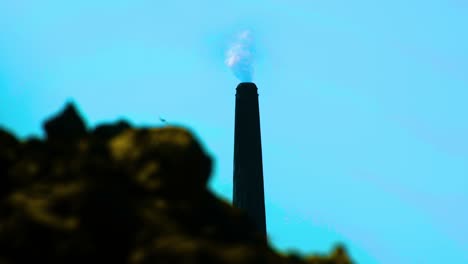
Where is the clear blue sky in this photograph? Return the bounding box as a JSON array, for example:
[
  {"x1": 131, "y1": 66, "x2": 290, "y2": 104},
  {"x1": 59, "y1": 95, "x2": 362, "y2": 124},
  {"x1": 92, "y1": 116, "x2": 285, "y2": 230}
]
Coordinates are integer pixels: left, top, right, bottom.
[{"x1": 1, "y1": 1, "x2": 467, "y2": 263}]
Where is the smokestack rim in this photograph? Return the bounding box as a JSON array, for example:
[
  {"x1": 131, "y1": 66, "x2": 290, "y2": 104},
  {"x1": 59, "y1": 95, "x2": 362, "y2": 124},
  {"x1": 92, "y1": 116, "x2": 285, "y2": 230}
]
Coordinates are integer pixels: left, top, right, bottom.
[{"x1": 236, "y1": 82, "x2": 258, "y2": 95}]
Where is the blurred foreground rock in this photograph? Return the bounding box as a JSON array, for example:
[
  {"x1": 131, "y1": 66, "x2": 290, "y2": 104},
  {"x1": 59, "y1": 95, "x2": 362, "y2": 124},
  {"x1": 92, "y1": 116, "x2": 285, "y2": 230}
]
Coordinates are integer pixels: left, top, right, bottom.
[{"x1": 0, "y1": 103, "x2": 353, "y2": 264}]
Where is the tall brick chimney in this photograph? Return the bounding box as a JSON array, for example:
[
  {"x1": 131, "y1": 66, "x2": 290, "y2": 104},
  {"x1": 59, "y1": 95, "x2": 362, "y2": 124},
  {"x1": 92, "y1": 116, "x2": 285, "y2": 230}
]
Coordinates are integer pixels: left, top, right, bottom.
[{"x1": 233, "y1": 82, "x2": 266, "y2": 236}]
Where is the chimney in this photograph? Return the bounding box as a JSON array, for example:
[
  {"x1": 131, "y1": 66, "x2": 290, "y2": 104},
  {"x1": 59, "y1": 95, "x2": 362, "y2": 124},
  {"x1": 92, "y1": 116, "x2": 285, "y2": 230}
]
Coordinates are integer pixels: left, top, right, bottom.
[{"x1": 233, "y1": 82, "x2": 267, "y2": 236}]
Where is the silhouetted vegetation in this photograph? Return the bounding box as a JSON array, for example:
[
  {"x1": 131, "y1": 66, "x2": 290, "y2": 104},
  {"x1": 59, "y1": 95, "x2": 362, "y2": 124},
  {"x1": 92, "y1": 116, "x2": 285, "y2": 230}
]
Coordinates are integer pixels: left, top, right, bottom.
[{"x1": 0, "y1": 103, "x2": 353, "y2": 263}]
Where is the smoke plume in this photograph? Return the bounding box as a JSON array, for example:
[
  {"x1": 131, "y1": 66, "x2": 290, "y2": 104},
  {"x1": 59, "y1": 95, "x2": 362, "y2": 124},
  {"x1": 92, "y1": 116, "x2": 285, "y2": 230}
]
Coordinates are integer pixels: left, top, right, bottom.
[{"x1": 225, "y1": 30, "x2": 254, "y2": 82}]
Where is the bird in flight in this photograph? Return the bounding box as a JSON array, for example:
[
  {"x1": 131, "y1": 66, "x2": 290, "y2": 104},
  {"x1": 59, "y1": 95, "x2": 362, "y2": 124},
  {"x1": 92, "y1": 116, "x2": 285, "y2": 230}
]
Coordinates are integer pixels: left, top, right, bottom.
[{"x1": 159, "y1": 116, "x2": 167, "y2": 124}]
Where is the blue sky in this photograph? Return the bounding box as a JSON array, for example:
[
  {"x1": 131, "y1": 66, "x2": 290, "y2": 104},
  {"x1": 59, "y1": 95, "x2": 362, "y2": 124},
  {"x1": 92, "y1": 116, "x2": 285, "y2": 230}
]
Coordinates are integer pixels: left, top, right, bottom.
[{"x1": 1, "y1": 1, "x2": 467, "y2": 263}]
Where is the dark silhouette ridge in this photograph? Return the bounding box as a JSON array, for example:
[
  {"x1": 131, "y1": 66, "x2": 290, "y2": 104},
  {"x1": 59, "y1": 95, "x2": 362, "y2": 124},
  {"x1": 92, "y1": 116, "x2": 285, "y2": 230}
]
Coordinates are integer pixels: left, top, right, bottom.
[
  {"x1": 44, "y1": 102, "x2": 87, "y2": 140},
  {"x1": 233, "y1": 82, "x2": 267, "y2": 236},
  {"x1": 0, "y1": 103, "x2": 353, "y2": 264}
]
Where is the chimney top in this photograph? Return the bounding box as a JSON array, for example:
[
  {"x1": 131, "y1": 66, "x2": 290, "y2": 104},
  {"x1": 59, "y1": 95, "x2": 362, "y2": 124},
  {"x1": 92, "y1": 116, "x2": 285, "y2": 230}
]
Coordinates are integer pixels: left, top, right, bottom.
[{"x1": 236, "y1": 83, "x2": 258, "y2": 95}]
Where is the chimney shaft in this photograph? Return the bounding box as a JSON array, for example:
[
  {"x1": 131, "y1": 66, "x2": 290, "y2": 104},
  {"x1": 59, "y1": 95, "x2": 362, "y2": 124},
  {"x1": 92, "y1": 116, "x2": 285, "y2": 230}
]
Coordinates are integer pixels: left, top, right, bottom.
[{"x1": 233, "y1": 82, "x2": 266, "y2": 236}]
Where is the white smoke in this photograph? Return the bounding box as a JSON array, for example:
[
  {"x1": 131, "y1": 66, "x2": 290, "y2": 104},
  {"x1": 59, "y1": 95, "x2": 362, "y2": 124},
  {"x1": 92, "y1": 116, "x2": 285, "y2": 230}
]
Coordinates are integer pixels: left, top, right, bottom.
[{"x1": 225, "y1": 30, "x2": 254, "y2": 82}]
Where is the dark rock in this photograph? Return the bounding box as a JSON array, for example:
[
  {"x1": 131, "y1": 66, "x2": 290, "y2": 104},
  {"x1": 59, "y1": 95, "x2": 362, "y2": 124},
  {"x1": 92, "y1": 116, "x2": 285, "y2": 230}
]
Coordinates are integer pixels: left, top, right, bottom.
[
  {"x1": 108, "y1": 127, "x2": 212, "y2": 194},
  {"x1": 0, "y1": 127, "x2": 18, "y2": 146},
  {"x1": 43, "y1": 102, "x2": 87, "y2": 141},
  {"x1": 0, "y1": 103, "x2": 354, "y2": 264},
  {"x1": 8, "y1": 137, "x2": 45, "y2": 188},
  {"x1": 92, "y1": 120, "x2": 131, "y2": 139},
  {"x1": 0, "y1": 128, "x2": 19, "y2": 198}
]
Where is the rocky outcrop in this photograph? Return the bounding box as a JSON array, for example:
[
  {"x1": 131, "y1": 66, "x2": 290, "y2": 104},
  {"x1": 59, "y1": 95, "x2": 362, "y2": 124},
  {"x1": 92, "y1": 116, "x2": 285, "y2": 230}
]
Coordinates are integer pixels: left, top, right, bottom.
[{"x1": 0, "y1": 103, "x2": 353, "y2": 264}]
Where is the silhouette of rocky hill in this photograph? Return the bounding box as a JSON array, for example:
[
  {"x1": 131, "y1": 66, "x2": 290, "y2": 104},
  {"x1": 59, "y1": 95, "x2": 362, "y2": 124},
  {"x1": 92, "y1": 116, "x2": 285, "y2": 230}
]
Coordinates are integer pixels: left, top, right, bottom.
[{"x1": 0, "y1": 103, "x2": 353, "y2": 264}]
